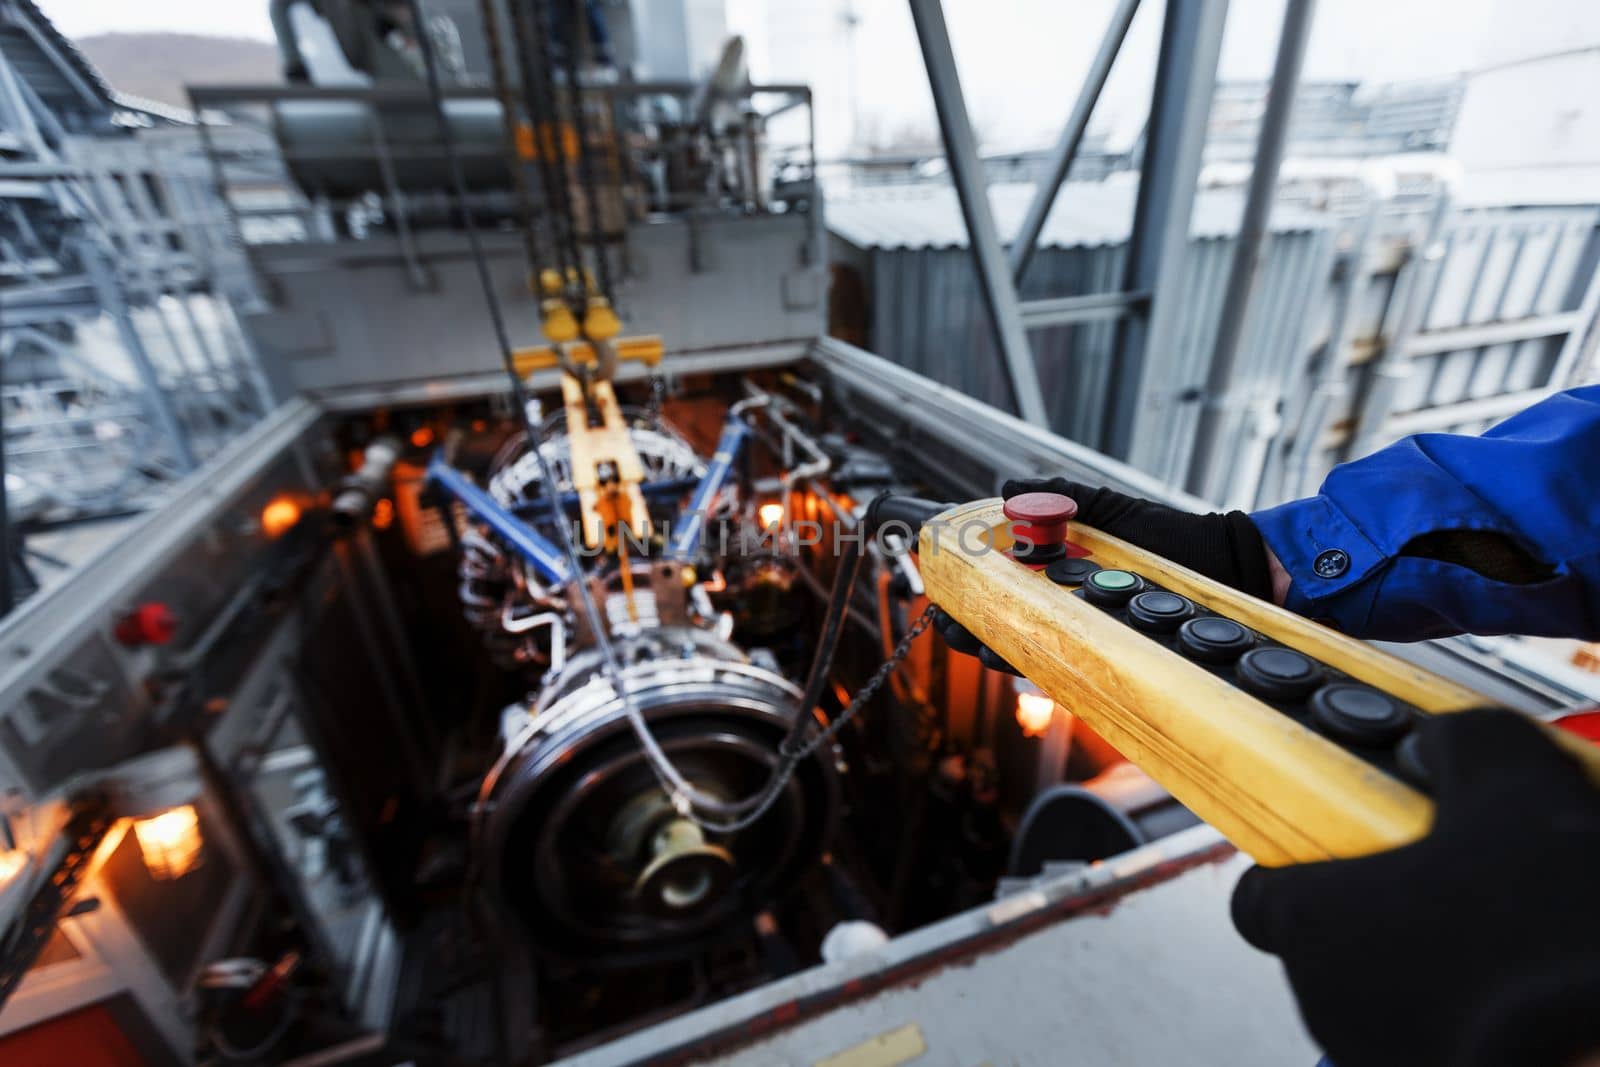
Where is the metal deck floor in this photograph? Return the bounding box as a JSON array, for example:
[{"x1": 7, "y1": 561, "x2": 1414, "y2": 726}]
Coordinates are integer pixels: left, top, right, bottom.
[
  {"x1": 569, "y1": 844, "x2": 1318, "y2": 1067},
  {"x1": 681, "y1": 848, "x2": 1317, "y2": 1067}
]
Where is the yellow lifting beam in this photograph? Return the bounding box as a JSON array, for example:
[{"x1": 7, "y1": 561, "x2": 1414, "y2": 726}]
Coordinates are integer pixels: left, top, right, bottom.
[{"x1": 513, "y1": 335, "x2": 664, "y2": 378}]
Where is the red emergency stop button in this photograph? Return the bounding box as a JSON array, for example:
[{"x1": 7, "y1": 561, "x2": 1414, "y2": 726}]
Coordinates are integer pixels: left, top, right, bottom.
[
  {"x1": 1556, "y1": 707, "x2": 1600, "y2": 746},
  {"x1": 115, "y1": 602, "x2": 178, "y2": 648},
  {"x1": 1003, "y1": 491, "x2": 1077, "y2": 567}
]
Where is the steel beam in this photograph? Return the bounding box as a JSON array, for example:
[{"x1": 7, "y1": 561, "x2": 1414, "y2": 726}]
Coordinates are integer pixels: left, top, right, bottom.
[
  {"x1": 1403, "y1": 310, "x2": 1585, "y2": 357},
  {"x1": 1380, "y1": 387, "x2": 1555, "y2": 436},
  {"x1": 908, "y1": 0, "x2": 1049, "y2": 427},
  {"x1": 1009, "y1": 0, "x2": 1141, "y2": 285},
  {"x1": 0, "y1": 290, "x2": 9, "y2": 616},
  {"x1": 1109, "y1": 0, "x2": 1229, "y2": 464},
  {"x1": 1186, "y1": 0, "x2": 1316, "y2": 497},
  {"x1": 1020, "y1": 290, "x2": 1147, "y2": 329},
  {"x1": 80, "y1": 241, "x2": 199, "y2": 471}
]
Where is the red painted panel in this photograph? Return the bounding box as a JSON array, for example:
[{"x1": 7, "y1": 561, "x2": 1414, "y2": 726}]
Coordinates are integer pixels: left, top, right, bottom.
[{"x1": 0, "y1": 1004, "x2": 145, "y2": 1067}]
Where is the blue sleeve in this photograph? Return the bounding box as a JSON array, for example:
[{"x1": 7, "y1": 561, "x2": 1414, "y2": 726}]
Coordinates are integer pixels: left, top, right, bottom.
[{"x1": 1250, "y1": 385, "x2": 1600, "y2": 642}]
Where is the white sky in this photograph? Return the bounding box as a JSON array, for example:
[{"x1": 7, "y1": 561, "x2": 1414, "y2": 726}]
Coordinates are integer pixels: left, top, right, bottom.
[
  {"x1": 37, "y1": 0, "x2": 275, "y2": 38},
  {"x1": 38, "y1": 0, "x2": 1585, "y2": 157},
  {"x1": 734, "y1": 0, "x2": 1507, "y2": 154}
]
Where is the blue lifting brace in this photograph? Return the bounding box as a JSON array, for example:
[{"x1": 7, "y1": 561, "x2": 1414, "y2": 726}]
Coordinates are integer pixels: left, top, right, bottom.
[
  {"x1": 666, "y1": 414, "x2": 751, "y2": 561},
  {"x1": 426, "y1": 456, "x2": 573, "y2": 585}
]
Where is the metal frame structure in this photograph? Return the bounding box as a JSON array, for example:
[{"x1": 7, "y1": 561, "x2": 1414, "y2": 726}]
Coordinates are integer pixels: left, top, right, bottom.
[
  {"x1": 184, "y1": 78, "x2": 825, "y2": 407},
  {"x1": 1109, "y1": 0, "x2": 1231, "y2": 464},
  {"x1": 903, "y1": 0, "x2": 1599, "y2": 500},
  {"x1": 907, "y1": 0, "x2": 1047, "y2": 426},
  {"x1": 1008, "y1": 0, "x2": 1142, "y2": 287},
  {"x1": 907, "y1": 0, "x2": 1251, "y2": 460},
  {"x1": 0, "y1": 11, "x2": 270, "y2": 562}
]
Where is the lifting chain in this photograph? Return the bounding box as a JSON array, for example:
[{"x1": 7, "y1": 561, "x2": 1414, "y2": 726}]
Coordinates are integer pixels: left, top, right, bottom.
[{"x1": 685, "y1": 602, "x2": 938, "y2": 834}]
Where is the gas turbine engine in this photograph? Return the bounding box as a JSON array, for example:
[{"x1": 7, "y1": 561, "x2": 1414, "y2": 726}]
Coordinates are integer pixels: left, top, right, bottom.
[
  {"x1": 456, "y1": 406, "x2": 710, "y2": 669},
  {"x1": 442, "y1": 394, "x2": 838, "y2": 963}
]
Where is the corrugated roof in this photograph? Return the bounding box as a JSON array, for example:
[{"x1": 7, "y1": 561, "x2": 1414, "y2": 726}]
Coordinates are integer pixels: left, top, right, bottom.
[
  {"x1": 826, "y1": 177, "x2": 1327, "y2": 251},
  {"x1": 2, "y1": 0, "x2": 116, "y2": 112}
]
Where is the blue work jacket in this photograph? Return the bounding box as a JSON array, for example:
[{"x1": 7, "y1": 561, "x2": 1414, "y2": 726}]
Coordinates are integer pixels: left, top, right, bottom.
[{"x1": 1250, "y1": 385, "x2": 1600, "y2": 642}]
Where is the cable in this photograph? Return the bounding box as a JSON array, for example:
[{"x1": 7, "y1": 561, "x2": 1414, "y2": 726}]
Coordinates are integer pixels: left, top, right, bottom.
[
  {"x1": 555, "y1": 0, "x2": 615, "y2": 301},
  {"x1": 508, "y1": 0, "x2": 584, "y2": 286},
  {"x1": 404, "y1": 0, "x2": 535, "y2": 423},
  {"x1": 478, "y1": 0, "x2": 549, "y2": 278}
]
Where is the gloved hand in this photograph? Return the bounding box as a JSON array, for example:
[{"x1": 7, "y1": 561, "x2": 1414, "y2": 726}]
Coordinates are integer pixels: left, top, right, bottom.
[
  {"x1": 933, "y1": 477, "x2": 1274, "y2": 664},
  {"x1": 1231, "y1": 708, "x2": 1600, "y2": 1067},
  {"x1": 1001, "y1": 477, "x2": 1274, "y2": 602}
]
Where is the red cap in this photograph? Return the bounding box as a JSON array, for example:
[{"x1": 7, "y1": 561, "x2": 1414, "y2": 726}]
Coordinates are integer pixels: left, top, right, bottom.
[
  {"x1": 1002, "y1": 492, "x2": 1078, "y2": 526},
  {"x1": 1002, "y1": 491, "x2": 1078, "y2": 550},
  {"x1": 114, "y1": 602, "x2": 178, "y2": 648}
]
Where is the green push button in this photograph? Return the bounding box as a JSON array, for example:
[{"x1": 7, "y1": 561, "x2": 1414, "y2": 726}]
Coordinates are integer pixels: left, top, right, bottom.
[
  {"x1": 1090, "y1": 570, "x2": 1138, "y2": 591},
  {"x1": 1083, "y1": 568, "x2": 1143, "y2": 608}
]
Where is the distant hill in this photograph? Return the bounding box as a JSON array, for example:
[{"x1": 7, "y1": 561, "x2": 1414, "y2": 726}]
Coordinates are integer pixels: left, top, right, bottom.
[{"x1": 73, "y1": 33, "x2": 281, "y2": 110}]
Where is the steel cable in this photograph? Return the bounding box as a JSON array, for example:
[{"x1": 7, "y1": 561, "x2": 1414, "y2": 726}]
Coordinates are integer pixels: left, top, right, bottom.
[
  {"x1": 478, "y1": 0, "x2": 550, "y2": 276},
  {"x1": 509, "y1": 0, "x2": 585, "y2": 285},
  {"x1": 554, "y1": 0, "x2": 615, "y2": 301}
]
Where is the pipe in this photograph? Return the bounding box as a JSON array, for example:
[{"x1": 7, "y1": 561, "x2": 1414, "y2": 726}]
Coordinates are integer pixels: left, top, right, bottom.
[
  {"x1": 269, "y1": 0, "x2": 311, "y2": 82},
  {"x1": 501, "y1": 609, "x2": 565, "y2": 672}
]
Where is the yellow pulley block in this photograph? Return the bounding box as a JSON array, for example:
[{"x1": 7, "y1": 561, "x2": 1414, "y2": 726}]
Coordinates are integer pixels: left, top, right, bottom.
[
  {"x1": 540, "y1": 300, "x2": 580, "y2": 344},
  {"x1": 582, "y1": 296, "x2": 622, "y2": 341}
]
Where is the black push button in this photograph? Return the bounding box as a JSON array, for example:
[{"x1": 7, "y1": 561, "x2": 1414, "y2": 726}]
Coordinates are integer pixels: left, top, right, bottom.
[
  {"x1": 1395, "y1": 730, "x2": 1430, "y2": 789},
  {"x1": 931, "y1": 607, "x2": 983, "y2": 654},
  {"x1": 978, "y1": 644, "x2": 1023, "y2": 676},
  {"x1": 1045, "y1": 557, "x2": 1100, "y2": 586},
  {"x1": 939, "y1": 617, "x2": 983, "y2": 655},
  {"x1": 1308, "y1": 684, "x2": 1411, "y2": 746},
  {"x1": 1013, "y1": 540, "x2": 1068, "y2": 565},
  {"x1": 1083, "y1": 569, "x2": 1143, "y2": 608},
  {"x1": 1236, "y1": 647, "x2": 1321, "y2": 702},
  {"x1": 1127, "y1": 591, "x2": 1195, "y2": 634},
  {"x1": 1176, "y1": 616, "x2": 1254, "y2": 663}
]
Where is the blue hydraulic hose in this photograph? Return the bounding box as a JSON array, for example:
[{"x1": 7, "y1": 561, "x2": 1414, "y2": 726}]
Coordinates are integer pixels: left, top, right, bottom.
[
  {"x1": 426, "y1": 456, "x2": 572, "y2": 585},
  {"x1": 666, "y1": 414, "x2": 750, "y2": 561}
]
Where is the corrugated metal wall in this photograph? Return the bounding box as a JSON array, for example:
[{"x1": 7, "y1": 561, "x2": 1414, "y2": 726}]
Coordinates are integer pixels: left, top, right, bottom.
[
  {"x1": 857, "y1": 226, "x2": 1333, "y2": 483},
  {"x1": 1365, "y1": 206, "x2": 1599, "y2": 430},
  {"x1": 836, "y1": 194, "x2": 1599, "y2": 510},
  {"x1": 1277, "y1": 204, "x2": 1600, "y2": 504}
]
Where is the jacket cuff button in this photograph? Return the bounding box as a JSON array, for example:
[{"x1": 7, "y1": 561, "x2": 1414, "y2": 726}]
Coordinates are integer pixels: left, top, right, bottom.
[{"x1": 1313, "y1": 548, "x2": 1350, "y2": 579}]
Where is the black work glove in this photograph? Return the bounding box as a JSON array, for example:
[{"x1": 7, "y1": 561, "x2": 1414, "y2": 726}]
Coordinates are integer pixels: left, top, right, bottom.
[
  {"x1": 1231, "y1": 709, "x2": 1600, "y2": 1067},
  {"x1": 1001, "y1": 477, "x2": 1273, "y2": 602}
]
